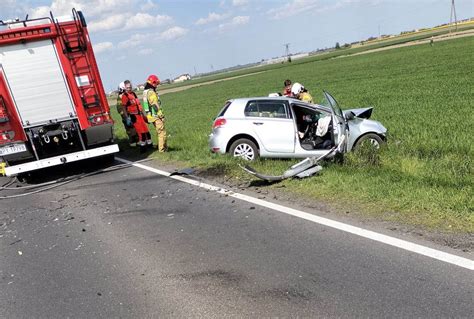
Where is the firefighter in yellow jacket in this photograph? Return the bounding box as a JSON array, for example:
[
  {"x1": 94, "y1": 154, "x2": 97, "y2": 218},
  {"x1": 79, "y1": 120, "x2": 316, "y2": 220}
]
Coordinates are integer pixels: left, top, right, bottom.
[
  {"x1": 291, "y1": 82, "x2": 313, "y2": 104},
  {"x1": 143, "y1": 75, "x2": 167, "y2": 152}
]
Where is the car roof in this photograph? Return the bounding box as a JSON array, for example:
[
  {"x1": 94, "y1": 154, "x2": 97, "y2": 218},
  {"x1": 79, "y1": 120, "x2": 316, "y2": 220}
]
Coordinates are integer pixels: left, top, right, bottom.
[{"x1": 227, "y1": 96, "x2": 330, "y2": 111}]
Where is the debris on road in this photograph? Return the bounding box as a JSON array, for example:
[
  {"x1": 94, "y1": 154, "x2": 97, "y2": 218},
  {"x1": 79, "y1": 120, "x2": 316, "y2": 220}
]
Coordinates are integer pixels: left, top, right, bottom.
[{"x1": 240, "y1": 136, "x2": 344, "y2": 182}]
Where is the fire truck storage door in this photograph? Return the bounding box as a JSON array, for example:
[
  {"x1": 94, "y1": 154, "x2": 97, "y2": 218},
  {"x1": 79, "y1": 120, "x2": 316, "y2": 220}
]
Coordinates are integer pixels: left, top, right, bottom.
[{"x1": 0, "y1": 39, "x2": 76, "y2": 127}]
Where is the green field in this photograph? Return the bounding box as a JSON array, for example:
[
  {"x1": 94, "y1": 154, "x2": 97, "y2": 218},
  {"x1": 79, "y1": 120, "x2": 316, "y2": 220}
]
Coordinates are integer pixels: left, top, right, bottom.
[
  {"x1": 161, "y1": 23, "x2": 474, "y2": 90},
  {"x1": 111, "y1": 36, "x2": 473, "y2": 233}
]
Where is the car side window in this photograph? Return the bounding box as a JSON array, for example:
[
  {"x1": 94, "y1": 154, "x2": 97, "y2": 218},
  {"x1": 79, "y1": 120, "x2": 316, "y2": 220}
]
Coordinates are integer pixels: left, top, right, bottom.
[
  {"x1": 258, "y1": 101, "x2": 288, "y2": 118},
  {"x1": 244, "y1": 101, "x2": 288, "y2": 118},
  {"x1": 244, "y1": 101, "x2": 259, "y2": 117},
  {"x1": 217, "y1": 101, "x2": 232, "y2": 117}
]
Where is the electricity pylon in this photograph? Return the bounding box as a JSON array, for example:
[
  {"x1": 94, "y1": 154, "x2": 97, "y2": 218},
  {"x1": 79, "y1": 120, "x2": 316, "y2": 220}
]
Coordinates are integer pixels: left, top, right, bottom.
[
  {"x1": 450, "y1": 0, "x2": 458, "y2": 32},
  {"x1": 284, "y1": 43, "x2": 291, "y2": 62}
]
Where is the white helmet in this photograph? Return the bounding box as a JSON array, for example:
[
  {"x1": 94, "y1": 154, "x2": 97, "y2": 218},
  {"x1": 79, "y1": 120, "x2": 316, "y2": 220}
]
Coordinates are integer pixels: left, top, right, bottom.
[
  {"x1": 291, "y1": 82, "x2": 304, "y2": 95},
  {"x1": 118, "y1": 81, "x2": 126, "y2": 93}
]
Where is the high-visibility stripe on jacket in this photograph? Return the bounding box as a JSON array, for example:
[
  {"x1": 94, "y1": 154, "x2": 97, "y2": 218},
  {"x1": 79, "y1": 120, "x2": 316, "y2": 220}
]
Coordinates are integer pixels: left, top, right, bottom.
[{"x1": 143, "y1": 89, "x2": 163, "y2": 122}]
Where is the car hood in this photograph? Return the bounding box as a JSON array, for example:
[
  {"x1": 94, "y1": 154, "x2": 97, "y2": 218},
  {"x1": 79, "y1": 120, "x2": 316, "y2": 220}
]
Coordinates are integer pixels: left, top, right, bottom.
[{"x1": 344, "y1": 107, "x2": 373, "y2": 119}]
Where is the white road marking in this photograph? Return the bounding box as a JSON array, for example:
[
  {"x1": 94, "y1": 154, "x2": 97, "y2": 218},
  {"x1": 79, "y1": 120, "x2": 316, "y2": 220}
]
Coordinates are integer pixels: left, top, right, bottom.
[{"x1": 116, "y1": 157, "x2": 474, "y2": 271}]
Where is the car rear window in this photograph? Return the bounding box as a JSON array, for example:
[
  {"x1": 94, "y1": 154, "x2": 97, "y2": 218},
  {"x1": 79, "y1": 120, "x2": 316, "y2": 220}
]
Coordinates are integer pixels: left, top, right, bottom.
[
  {"x1": 217, "y1": 101, "x2": 232, "y2": 117},
  {"x1": 244, "y1": 101, "x2": 288, "y2": 118}
]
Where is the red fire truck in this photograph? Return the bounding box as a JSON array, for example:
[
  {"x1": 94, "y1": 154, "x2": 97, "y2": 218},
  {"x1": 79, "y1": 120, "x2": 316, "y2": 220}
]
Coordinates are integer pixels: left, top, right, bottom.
[{"x1": 0, "y1": 9, "x2": 119, "y2": 177}]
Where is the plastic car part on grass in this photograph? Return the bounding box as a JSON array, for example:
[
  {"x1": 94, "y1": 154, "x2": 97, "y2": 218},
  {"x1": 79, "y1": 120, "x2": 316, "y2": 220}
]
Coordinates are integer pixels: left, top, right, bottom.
[{"x1": 240, "y1": 136, "x2": 345, "y2": 182}]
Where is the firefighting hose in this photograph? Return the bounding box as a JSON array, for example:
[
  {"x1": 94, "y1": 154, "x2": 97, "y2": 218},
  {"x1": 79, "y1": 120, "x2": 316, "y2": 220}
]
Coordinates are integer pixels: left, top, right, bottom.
[{"x1": 0, "y1": 159, "x2": 151, "y2": 199}]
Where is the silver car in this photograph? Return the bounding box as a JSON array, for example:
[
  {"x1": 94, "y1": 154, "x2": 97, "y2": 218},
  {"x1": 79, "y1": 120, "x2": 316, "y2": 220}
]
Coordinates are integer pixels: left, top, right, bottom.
[{"x1": 209, "y1": 91, "x2": 387, "y2": 161}]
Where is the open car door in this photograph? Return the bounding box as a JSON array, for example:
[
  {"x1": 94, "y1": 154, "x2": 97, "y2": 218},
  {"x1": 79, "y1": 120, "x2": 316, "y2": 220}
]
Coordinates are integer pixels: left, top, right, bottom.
[{"x1": 323, "y1": 91, "x2": 348, "y2": 153}]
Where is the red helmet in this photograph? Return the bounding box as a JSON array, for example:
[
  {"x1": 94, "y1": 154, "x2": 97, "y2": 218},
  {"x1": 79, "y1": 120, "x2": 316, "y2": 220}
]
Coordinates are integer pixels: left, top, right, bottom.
[{"x1": 147, "y1": 74, "x2": 160, "y2": 86}]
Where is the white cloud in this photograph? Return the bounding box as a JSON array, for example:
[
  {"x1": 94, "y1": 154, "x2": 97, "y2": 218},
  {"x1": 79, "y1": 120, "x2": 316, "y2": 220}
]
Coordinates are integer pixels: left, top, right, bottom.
[
  {"x1": 137, "y1": 48, "x2": 153, "y2": 56},
  {"x1": 196, "y1": 12, "x2": 227, "y2": 26},
  {"x1": 140, "y1": 0, "x2": 157, "y2": 11},
  {"x1": 267, "y1": 0, "x2": 370, "y2": 20},
  {"x1": 218, "y1": 15, "x2": 250, "y2": 32},
  {"x1": 88, "y1": 14, "x2": 127, "y2": 32},
  {"x1": 94, "y1": 41, "x2": 114, "y2": 53},
  {"x1": 123, "y1": 13, "x2": 173, "y2": 30},
  {"x1": 29, "y1": 0, "x2": 110, "y2": 18},
  {"x1": 117, "y1": 33, "x2": 148, "y2": 49},
  {"x1": 116, "y1": 25, "x2": 188, "y2": 49},
  {"x1": 4, "y1": 0, "x2": 17, "y2": 6},
  {"x1": 267, "y1": 0, "x2": 319, "y2": 20},
  {"x1": 159, "y1": 26, "x2": 188, "y2": 40},
  {"x1": 25, "y1": 1, "x2": 171, "y2": 32},
  {"x1": 231, "y1": 15, "x2": 250, "y2": 25},
  {"x1": 232, "y1": 0, "x2": 249, "y2": 6}
]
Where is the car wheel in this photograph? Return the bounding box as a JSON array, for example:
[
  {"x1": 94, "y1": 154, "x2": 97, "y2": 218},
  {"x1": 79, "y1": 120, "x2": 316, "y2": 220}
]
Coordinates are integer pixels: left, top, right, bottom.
[
  {"x1": 353, "y1": 133, "x2": 383, "y2": 150},
  {"x1": 229, "y1": 139, "x2": 258, "y2": 161}
]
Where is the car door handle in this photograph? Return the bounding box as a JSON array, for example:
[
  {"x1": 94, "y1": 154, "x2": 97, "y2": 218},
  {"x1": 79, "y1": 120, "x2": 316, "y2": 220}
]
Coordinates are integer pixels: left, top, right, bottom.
[{"x1": 253, "y1": 122, "x2": 264, "y2": 125}]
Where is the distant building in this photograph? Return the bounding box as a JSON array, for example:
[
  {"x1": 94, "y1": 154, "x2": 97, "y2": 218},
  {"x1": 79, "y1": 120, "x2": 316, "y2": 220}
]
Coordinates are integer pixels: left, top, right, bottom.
[{"x1": 173, "y1": 74, "x2": 191, "y2": 83}]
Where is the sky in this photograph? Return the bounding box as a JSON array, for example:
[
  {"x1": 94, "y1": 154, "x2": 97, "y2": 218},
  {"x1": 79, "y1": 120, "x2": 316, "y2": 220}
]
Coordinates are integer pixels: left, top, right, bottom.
[{"x1": 1, "y1": 0, "x2": 473, "y2": 91}]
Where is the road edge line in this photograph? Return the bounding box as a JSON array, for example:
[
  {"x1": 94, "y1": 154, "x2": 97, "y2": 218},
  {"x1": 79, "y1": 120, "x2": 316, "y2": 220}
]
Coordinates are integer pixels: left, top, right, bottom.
[{"x1": 116, "y1": 157, "x2": 474, "y2": 271}]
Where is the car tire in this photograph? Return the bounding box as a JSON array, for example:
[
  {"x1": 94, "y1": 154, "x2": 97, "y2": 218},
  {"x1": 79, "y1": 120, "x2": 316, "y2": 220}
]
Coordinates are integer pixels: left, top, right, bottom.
[
  {"x1": 353, "y1": 133, "x2": 383, "y2": 150},
  {"x1": 229, "y1": 139, "x2": 258, "y2": 161}
]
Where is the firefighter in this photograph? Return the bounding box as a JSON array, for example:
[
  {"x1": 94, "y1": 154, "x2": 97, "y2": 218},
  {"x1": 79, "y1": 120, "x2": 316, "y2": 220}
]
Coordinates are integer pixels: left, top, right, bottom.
[
  {"x1": 282, "y1": 79, "x2": 292, "y2": 96},
  {"x1": 143, "y1": 74, "x2": 167, "y2": 152},
  {"x1": 121, "y1": 80, "x2": 152, "y2": 152},
  {"x1": 291, "y1": 82, "x2": 313, "y2": 104},
  {"x1": 116, "y1": 81, "x2": 138, "y2": 146}
]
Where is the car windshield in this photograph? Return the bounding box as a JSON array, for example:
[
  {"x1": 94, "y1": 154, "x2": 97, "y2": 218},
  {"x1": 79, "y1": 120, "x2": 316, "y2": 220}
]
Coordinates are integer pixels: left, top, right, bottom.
[{"x1": 322, "y1": 92, "x2": 344, "y2": 119}]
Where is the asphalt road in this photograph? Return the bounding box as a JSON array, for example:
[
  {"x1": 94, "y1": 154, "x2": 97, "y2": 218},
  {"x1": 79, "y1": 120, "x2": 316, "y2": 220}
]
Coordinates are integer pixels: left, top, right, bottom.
[{"x1": 0, "y1": 161, "x2": 472, "y2": 318}]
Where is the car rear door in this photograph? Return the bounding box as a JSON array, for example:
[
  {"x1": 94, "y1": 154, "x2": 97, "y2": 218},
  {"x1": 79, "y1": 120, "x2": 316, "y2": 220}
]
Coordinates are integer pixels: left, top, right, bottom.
[
  {"x1": 323, "y1": 91, "x2": 348, "y2": 152},
  {"x1": 245, "y1": 100, "x2": 295, "y2": 153}
]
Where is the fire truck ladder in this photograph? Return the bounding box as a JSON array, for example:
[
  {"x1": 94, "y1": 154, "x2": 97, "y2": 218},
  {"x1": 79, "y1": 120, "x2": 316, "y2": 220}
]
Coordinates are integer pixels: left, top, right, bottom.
[
  {"x1": 53, "y1": 9, "x2": 100, "y2": 150},
  {"x1": 55, "y1": 10, "x2": 100, "y2": 110}
]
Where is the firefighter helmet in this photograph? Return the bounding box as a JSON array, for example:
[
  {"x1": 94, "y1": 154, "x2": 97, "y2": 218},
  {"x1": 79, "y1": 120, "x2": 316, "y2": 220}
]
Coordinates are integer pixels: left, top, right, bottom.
[
  {"x1": 291, "y1": 82, "x2": 304, "y2": 95},
  {"x1": 147, "y1": 74, "x2": 160, "y2": 87},
  {"x1": 118, "y1": 81, "x2": 126, "y2": 93}
]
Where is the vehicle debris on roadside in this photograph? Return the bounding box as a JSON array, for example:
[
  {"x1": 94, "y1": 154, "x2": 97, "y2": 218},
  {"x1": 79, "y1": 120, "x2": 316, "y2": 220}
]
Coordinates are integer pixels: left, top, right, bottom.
[{"x1": 240, "y1": 136, "x2": 345, "y2": 182}]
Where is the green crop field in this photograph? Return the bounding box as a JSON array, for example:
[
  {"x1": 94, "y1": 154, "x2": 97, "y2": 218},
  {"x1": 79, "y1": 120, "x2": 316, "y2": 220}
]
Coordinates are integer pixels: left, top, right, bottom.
[
  {"x1": 161, "y1": 22, "x2": 474, "y2": 91},
  {"x1": 110, "y1": 36, "x2": 473, "y2": 233}
]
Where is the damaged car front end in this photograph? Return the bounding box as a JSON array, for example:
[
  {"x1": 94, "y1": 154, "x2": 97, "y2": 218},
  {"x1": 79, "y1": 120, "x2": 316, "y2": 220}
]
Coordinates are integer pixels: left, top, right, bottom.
[{"x1": 209, "y1": 91, "x2": 387, "y2": 181}]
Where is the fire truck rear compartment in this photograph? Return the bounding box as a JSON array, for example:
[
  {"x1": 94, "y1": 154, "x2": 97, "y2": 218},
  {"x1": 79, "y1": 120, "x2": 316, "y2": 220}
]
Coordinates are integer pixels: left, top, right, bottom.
[{"x1": 0, "y1": 39, "x2": 77, "y2": 126}]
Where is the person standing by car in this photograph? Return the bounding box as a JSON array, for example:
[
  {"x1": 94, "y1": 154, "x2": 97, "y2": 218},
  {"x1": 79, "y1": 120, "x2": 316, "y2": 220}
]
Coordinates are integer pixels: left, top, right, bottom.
[
  {"x1": 121, "y1": 80, "x2": 152, "y2": 153},
  {"x1": 291, "y1": 82, "x2": 313, "y2": 103},
  {"x1": 143, "y1": 74, "x2": 167, "y2": 152},
  {"x1": 116, "y1": 81, "x2": 138, "y2": 146},
  {"x1": 282, "y1": 79, "x2": 292, "y2": 96}
]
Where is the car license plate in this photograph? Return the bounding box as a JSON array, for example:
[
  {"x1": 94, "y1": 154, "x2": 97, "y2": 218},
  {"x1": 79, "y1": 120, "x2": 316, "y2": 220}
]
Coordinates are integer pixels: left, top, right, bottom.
[{"x1": 0, "y1": 144, "x2": 27, "y2": 156}]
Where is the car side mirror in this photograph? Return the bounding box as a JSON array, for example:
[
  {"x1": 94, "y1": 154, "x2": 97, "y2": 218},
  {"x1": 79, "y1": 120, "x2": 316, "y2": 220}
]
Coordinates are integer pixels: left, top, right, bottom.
[{"x1": 345, "y1": 111, "x2": 355, "y2": 121}]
